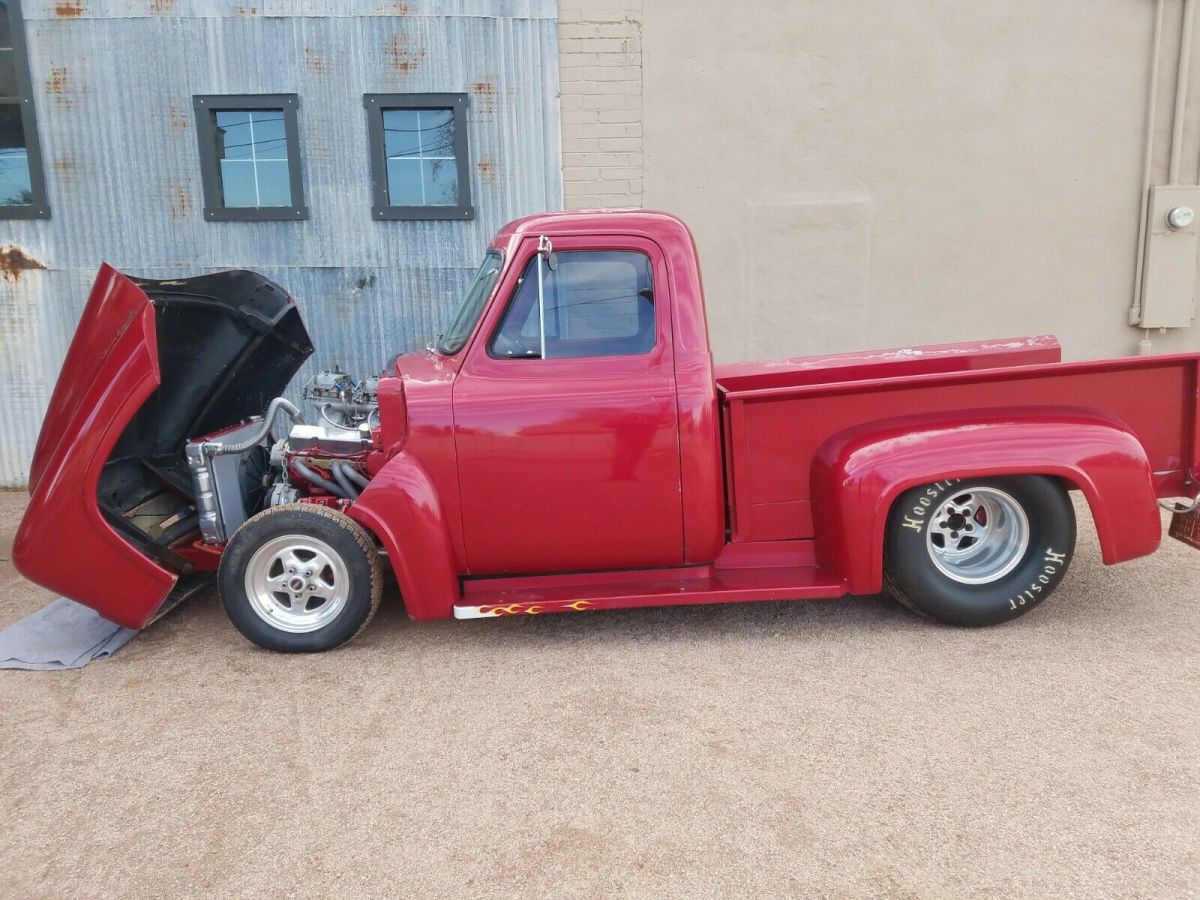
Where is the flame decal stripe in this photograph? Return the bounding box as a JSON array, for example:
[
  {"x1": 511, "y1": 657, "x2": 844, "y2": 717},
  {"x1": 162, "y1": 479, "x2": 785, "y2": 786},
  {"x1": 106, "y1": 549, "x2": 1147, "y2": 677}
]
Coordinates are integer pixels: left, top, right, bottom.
[{"x1": 454, "y1": 598, "x2": 595, "y2": 619}]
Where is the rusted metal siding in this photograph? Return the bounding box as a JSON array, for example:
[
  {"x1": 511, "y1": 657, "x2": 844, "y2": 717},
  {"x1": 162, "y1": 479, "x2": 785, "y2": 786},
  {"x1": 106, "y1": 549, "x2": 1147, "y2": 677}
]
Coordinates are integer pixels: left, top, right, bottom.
[{"x1": 0, "y1": 0, "x2": 560, "y2": 486}]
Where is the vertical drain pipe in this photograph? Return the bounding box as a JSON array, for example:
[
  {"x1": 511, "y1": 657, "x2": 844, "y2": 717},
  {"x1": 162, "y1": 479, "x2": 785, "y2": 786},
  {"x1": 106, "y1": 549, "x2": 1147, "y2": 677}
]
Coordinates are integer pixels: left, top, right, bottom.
[
  {"x1": 1170, "y1": 0, "x2": 1196, "y2": 184},
  {"x1": 1132, "y1": 0, "x2": 1167, "y2": 330}
]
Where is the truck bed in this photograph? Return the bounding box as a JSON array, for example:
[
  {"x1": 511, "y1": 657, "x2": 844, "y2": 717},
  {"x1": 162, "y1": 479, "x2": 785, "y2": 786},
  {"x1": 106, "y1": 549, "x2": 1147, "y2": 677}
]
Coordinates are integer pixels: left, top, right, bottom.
[{"x1": 717, "y1": 337, "x2": 1200, "y2": 543}]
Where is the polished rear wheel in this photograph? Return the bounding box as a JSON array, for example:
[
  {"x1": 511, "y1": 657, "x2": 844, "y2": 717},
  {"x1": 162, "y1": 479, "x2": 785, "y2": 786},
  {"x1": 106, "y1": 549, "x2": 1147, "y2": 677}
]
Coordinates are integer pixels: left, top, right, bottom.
[
  {"x1": 924, "y1": 487, "x2": 1030, "y2": 585},
  {"x1": 884, "y1": 476, "x2": 1075, "y2": 626}
]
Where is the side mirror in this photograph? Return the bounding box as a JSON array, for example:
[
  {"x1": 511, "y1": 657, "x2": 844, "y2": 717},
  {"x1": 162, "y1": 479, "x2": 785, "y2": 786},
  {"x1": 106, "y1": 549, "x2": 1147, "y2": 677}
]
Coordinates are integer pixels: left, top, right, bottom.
[{"x1": 537, "y1": 234, "x2": 556, "y2": 270}]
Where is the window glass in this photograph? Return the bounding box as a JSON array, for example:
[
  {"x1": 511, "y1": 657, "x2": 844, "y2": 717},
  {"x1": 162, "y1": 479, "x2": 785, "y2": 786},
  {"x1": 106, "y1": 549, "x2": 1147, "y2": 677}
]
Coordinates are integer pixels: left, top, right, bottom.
[
  {"x1": 383, "y1": 107, "x2": 459, "y2": 207},
  {"x1": 436, "y1": 249, "x2": 504, "y2": 355},
  {"x1": 364, "y1": 93, "x2": 472, "y2": 220},
  {"x1": 214, "y1": 109, "x2": 293, "y2": 208},
  {"x1": 0, "y1": 103, "x2": 31, "y2": 205},
  {"x1": 490, "y1": 251, "x2": 655, "y2": 360},
  {"x1": 0, "y1": 0, "x2": 46, "y2": 217}
]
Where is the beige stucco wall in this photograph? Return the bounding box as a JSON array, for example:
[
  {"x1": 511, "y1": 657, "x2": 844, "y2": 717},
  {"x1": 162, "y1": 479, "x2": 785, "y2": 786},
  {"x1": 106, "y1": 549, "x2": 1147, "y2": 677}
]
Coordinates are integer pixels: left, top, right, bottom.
[{"x1": 560, "y1": 0, "x2": 1200, "y2": 363}]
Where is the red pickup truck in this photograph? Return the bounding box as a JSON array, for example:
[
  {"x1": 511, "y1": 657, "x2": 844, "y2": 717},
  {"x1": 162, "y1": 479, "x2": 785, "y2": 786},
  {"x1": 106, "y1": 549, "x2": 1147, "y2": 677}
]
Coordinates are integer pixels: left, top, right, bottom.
[{"x1": 13, "y1": 211, "x2": 1200, "y2": 651}]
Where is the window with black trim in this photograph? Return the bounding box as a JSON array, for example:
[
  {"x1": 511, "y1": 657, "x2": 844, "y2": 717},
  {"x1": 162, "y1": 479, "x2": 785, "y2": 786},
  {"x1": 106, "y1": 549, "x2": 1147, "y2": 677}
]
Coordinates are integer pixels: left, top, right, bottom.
[
  {"x1": 193, "y1": 94, "x2": 307, "y2": 221},
  {"x1": 364, "y1": 92, "x2": 473, "y2": 221},
  {"x1": 0, "y1": 0, "x2": 48, "y2": 219},
  {"x1": 489, "y1": 251, "x2": 655, "y2": 360}
]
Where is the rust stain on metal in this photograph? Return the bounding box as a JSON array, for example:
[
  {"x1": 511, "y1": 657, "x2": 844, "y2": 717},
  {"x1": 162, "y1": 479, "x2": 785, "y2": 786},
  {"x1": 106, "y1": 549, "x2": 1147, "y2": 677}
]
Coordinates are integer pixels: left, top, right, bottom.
[
  {"x1": 52, "y1": 158, "x2": 76, "y2": 184},
  {"x1": 0, "y1": 247, "x2": 47, "y2": 283},
  {"x1": 472, "y1": 80, "x2": 497, "y2": 114},
  {"x1": 304, "y1": 48, "x2": 328, "y2": 74},
  {"x1": 44, "y1": 67, "x2": 83, "y2": 108},
  {"x1": 152, "y1": 182, "x2": 191, "y2": 219},
  {"x1": 168, "y1": 187, "x2": 189, "y2": 220},
  {"x1": 45, "y1": 67, "x2": 69, "y2": 94},
  {"x1": 235, "y1": 6, "x2": 258, "y2": 14},
  {"x1": 168, "y1": 102, "x2": 188, "y2": 130},
  {"x1": 384, "y1": 33, "x2": 426, "y2": 74},
  {"x1": 54, "y1": 1, "x2": 84, "y2": 17},
  {"x1": 476, "y1": 155, "x2": 497, "y2": 185}
]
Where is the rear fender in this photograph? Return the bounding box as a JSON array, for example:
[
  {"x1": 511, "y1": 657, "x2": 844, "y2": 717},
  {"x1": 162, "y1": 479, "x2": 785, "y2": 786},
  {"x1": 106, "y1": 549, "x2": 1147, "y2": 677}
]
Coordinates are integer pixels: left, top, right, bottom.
[
  {"x1": 810, "y1": 411, "x2": 1161, "y2": 595},
  {"x1": 346, "y1": 451, "x2": 459, "y2": 620}
]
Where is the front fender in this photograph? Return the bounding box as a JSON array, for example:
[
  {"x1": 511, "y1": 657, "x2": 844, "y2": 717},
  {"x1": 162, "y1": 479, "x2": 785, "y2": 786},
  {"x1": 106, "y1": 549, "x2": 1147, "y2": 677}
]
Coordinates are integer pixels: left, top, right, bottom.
[
  {"x1": 811, "y1": 410, "x2": 1160, "y2": 595},
  {"x1": 347, "y1": 451, "x2": 459, "y2": 620}
]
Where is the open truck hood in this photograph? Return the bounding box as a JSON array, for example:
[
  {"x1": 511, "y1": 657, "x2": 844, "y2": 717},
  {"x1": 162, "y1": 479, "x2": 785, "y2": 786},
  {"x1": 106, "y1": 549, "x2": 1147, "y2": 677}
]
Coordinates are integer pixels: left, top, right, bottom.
[{"x1": 14, "y1": 265, "x2": 313, "y2": 628}]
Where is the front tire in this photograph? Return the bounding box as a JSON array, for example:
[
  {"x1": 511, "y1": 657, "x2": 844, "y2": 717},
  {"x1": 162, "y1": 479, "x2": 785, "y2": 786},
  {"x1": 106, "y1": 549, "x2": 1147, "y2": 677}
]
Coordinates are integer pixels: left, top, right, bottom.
[
  {"x1": 218, "y1": 504, "x2": 383, "y2": 652},
  {"x1": 883, "y1": 476, "x2": 1075, "y2": 626}
]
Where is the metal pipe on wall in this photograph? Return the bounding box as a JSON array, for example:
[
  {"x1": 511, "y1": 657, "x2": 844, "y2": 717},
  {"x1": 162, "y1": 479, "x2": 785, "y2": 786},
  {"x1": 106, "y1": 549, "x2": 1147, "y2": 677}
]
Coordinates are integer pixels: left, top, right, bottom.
[
  {"x1": 1132, "y1": 0, "x2": 1167, "y2": 325},
  {"x1": 1169, "y1": 0, "x2": 1195, "y2": 184}
]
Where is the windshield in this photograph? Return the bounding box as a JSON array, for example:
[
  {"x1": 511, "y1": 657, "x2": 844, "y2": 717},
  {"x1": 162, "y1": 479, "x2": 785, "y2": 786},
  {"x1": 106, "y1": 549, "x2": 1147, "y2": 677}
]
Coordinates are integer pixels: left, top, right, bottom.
[{"x1": 435, "y1": 250, "x2": 504, "y2": 355}]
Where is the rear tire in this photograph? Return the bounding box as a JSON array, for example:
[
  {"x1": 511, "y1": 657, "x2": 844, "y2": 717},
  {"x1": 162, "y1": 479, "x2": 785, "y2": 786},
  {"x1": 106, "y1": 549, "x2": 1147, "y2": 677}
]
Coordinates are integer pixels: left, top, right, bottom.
[
  {"x1": 883, "y1": 476, "x2": 1075, "y2": 626},
  {"x1": 218, "y1": 504, "x2": 383, "y2": 652}
]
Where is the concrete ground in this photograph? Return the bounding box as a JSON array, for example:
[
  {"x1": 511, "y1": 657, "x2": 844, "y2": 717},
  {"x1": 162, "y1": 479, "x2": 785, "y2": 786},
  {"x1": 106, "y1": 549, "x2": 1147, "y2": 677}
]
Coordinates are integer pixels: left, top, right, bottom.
[{"x1": 0, "y1": 491, "x2": 1196, "y2": 899}]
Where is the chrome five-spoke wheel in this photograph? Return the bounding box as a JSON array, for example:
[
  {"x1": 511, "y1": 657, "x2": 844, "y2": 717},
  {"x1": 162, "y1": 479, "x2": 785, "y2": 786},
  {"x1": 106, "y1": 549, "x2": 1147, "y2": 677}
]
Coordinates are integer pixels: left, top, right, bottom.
[
  {"x1": 925, "y1": 487, "x2": 1030, "y2": 585},
  {"x1": 219, "y1": 504, "x2": 383, "y2": 652},
  {"x1": 244, "y1": 534, "x2": 350, "y2": 633}
]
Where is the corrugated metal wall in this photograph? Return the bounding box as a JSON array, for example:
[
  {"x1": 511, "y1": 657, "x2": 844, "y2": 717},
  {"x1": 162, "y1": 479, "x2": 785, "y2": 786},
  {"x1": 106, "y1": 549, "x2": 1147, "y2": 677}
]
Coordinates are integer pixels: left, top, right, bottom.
[{"x1": 0, "y1": 0, "x2": 561, "y2": 486}]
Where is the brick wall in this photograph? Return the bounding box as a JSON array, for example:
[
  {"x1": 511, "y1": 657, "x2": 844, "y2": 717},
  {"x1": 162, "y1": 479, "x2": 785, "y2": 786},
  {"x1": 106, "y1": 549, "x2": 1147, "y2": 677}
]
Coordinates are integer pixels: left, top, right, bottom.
[{"x1": 557, "y1": 1, "x2": 644, "y2": 208}]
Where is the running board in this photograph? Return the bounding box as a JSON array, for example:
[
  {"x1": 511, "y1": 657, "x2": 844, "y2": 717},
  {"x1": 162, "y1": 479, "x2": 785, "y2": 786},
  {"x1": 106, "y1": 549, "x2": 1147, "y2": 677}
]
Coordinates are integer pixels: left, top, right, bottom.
[{"x1": 454, "y1": 565, "x2": 848, "y2": 619}]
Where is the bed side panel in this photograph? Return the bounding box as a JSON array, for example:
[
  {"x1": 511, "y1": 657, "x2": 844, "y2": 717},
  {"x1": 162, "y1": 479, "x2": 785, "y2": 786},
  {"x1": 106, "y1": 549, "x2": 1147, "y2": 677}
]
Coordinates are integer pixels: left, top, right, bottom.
[{"x1": 727, "y1": 357, "x2": 1197, "y2": 543}]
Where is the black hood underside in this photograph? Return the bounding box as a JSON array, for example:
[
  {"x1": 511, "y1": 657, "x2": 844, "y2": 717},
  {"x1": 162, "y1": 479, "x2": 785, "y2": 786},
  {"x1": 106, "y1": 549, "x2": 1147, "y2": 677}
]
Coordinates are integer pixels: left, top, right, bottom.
[{"x1": 100, "y1": 269, "x2": 314, "y2": 567}]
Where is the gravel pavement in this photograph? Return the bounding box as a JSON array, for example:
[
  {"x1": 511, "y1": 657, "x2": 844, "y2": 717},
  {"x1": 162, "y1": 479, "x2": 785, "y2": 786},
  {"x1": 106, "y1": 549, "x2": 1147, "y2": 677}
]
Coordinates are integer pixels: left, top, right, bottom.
[{"x1": 1, "y1": 490, "x2": 1196, "y2": 898}]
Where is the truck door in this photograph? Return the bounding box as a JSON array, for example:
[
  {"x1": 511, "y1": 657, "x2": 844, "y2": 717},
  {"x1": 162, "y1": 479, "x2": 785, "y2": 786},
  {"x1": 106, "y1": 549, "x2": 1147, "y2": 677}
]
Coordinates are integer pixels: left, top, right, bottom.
[{"x1": 452, "y1": 236, "x2": 683, "y2": 575}]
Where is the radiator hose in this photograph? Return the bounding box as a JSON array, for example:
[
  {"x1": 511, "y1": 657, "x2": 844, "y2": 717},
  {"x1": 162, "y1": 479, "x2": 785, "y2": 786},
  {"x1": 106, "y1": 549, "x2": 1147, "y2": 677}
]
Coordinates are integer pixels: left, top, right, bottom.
[{"x1": 203, "y1": 398, "x2": 304, "y2": 457}]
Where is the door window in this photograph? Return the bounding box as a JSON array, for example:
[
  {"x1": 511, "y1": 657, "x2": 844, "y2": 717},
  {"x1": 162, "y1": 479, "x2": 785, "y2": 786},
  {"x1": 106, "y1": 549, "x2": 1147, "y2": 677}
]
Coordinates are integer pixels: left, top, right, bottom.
[{"x1": 489, "y1": 250, "x2": 655, "y2": 359}]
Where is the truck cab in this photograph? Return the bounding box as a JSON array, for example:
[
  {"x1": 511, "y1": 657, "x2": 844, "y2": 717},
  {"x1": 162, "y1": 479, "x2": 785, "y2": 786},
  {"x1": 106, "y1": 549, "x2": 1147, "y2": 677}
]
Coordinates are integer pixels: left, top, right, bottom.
[{"x1": 439, "y1": 211, "x2": 723, "y2": 574}]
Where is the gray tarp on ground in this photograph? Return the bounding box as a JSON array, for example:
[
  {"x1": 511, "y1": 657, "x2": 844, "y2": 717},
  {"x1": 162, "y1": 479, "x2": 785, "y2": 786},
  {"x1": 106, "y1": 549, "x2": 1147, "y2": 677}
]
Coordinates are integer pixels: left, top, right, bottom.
[{"x1": 0, "y1": 598, "x2": 136, "y2": 670}]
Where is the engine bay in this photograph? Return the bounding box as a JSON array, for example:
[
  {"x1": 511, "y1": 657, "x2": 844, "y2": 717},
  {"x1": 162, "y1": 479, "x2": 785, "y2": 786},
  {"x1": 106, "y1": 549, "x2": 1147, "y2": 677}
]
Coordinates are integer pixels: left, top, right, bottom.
[{"x1": 186, "y1": 368, "x2": 382, "y2": 545}]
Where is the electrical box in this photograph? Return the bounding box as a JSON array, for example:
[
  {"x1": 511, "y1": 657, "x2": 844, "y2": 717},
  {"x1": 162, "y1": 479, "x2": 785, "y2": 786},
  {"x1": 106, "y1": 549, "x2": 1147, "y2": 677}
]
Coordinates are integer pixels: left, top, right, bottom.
[{"x1": 1138, "y1": 185, "x2": 1200, "y2": 329}]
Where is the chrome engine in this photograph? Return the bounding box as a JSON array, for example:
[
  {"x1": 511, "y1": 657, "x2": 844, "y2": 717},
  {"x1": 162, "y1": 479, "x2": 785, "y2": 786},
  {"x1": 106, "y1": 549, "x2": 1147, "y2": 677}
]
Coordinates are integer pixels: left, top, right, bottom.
[
  {"x1": 187, "y1": 367, "x2": 381, "y2": 544},
  {"x1": 305, "y1": 367, "x2": 380, "y2": 430}
]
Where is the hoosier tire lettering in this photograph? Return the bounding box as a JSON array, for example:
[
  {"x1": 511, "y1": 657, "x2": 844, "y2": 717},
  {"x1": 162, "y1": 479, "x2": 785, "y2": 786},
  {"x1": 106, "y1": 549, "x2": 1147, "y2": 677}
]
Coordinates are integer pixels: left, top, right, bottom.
[
  {"x1": 1008, "y1": 548, "x2": 1069, "y2": 610},
  {"x1": 899, "y1": 479, "x2": 961, "y2": 534}
]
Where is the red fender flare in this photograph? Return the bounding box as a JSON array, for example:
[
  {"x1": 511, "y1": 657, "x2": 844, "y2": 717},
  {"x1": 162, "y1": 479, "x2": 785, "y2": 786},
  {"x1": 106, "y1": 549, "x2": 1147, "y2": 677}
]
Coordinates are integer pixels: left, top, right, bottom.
[
  {"x1": 347, "y1": 451, "x2": 460, "y2": 620},
  {"x1": 810, "y1": 410, "x2": 1161, "y2": 595}
]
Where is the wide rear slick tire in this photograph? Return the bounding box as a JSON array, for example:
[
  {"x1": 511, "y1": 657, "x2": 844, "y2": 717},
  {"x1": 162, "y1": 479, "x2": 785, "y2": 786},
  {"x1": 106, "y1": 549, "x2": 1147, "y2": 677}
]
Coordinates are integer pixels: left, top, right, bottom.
[
  {"x1": 218, "y1": 504, "x2": 384, "y2": 652},
  {"x1": 884, "y1": 476, "x2": 1076, "y2": 627}
]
